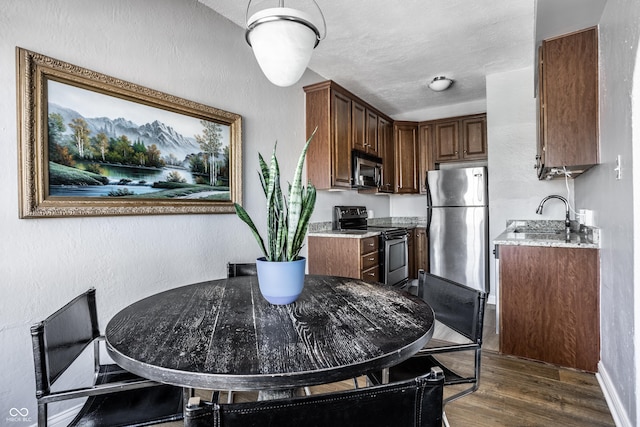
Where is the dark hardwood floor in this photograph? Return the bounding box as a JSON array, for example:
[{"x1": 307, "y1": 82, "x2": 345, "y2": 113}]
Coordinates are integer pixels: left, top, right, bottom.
[{"x1": 163, "y1": 304, "x2": 615, "y2": 426}]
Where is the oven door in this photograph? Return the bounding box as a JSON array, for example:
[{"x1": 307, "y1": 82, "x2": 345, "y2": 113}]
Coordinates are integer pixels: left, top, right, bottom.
[{"x1": 384, "y1": 234, "x2": 409, "y2": 288}]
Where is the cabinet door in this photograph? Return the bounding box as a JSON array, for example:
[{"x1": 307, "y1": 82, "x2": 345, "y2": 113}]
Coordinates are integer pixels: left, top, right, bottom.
[
  {"x1": 433, "y1": 120, "x2": 459, "y2": 163},
  {"x1": 352, "y1": 100, "x2": 366, "y2": 152},
  {"x1": 308, "y1": 236, "x2": 360, "y2": 278},
  {"x1": 418, "y1": 124, "x2": 432, "y2": 194},
  {"x1": 461, "y1": 115, "x2": 487, "y2": 160},
  {"x1": 539, "y1": 27, "x2": 598, "y2": 176},
  {"x1": 499, "y1": 245, "x2": 599, "y2": 372},
  {"x1": 536, "y1": 45, "x2": 546, "y2": 178},
  {"x1": 366, "y1": 109, "x2": 379, "y2": 155},
  {"x1": 395, "y1": 123, "x2": 419, "y2": 194},
  {"x1": 379, "y1": 117, "x2": 395, "y2": 193},
  {"x1": 332, "y1": 90, "x2": 353, "y2": 188},
  {"x1": 415, "y1": 227, "x2": 428, "y2": 273},
  {"x1": 407, "y1": 228, "x2": 416, "y2": 279}
]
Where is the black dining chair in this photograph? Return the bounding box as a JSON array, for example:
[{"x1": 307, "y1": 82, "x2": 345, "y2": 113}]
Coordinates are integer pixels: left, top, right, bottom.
[
  {"x1": 227, "y1": 262, "x2": 257, "y2": 278},
  {"x1": 30, "y1": 288, "x2": 184, "y2": 427},
  {"x1": 368, "y1": 270, "x2": 486, "y2": 427},
  {"x1": 184, "y1": 367, "x2": 445, "y2": 427}
]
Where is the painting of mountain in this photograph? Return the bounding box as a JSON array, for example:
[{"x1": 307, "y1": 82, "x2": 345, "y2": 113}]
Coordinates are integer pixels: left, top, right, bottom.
[
  {"x1": 48, "y1": 103, "x2": 204, "y2": 161},
  {"x1": 46, "y1": 79, "x2": 231, "y2": 200}
]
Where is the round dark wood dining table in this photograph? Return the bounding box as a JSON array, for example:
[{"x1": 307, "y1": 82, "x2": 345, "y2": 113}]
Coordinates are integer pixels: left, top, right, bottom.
[{"x1": 105, "y1": 274, "x2": 434, "y2": 393}]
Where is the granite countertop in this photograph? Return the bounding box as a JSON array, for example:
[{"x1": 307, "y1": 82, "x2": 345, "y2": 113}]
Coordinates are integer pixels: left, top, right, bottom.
[
  {"x1": 308, "y1": 229, "x2": 381, "y2": 238},
  {"x1": 308, "y1": 217, "x2": 427, "y2": 238},
  {"x1": 493, "y1": 220, "x2": 600, "y2": 249}
]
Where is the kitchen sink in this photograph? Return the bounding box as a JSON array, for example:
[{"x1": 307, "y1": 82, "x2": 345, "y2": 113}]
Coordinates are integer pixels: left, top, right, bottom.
[{"x1": 512, "y1": 228, "x2": 564, "y2": 235}]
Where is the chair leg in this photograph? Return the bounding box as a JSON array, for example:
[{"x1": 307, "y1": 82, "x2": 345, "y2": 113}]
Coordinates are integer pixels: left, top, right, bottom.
[
  {"x1": 303, "y1": 386, "x2": 311, "y2": 396},
  {"x1": 442, "y1": 410, "x2": 450, "y2": 427},
  {"x1": 226, "y1": 391, "x2": 234, "y2": 403},
  {"x1": 184, "y1": 387, "x2": 195, "y2": 410},
  {"x1": 382, "y1": 368, "x2": 389, "y2": 384}
]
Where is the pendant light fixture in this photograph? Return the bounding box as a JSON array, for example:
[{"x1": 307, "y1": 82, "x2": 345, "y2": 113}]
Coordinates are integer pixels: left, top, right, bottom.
[
  {"x1": 245, "y1": 0, "x2": 326, "y2": 87},
  {"x1": 428, "y1": 76, "x2": 454, "y2": 92}
]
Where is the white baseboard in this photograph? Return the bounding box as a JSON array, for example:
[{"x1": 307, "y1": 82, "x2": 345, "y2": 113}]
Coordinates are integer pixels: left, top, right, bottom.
[{"x1": 597, "y1": 361, "x2": 632, "y2": 427}]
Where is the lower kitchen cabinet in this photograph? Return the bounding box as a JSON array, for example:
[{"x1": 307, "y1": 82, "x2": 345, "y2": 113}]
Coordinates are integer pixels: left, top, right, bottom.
[
  {"x1": 415, "y1": 227, "x2": 428, "y2": 274},
  {"x1": 407, "y1": 228, "x2": 415, "y2": 280},
  {"x1": 308, "y1": 235, "x2": 379, "y2": 282},
  {"x1": 499, "y1": 245, "x2": 599, "y2": 372}
]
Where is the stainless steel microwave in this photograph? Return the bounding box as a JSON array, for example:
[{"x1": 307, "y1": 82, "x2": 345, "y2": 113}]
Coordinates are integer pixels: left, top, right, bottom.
[{"x1": 352, "y1": 151, "x2": 383, "y2": 189}]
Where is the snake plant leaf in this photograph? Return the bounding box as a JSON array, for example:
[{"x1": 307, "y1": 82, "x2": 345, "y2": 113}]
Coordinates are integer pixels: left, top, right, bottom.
[
  {"x1": 265, "y1": 145, "x2": 279, "y2": 261},
  {"x1": 258, "y1": 153, "x2": 269, "y2": 197},
  {"x1": 236, "y1": 129, "x2": 317, "y2": 263},
  {"x1": 286, "y1": 129, "x2": 316, "y2": 260},
  {"x1": 234, "y1": 202, "x2": 268, "y2": 258},
  {"x1": 289, "y1": 183, "x2": 316, "y2": 258}
]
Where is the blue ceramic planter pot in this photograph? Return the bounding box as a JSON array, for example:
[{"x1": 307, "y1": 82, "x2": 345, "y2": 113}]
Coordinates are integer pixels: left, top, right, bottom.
[{"x1": 256, "y1": 257, "x2": 306, "y2": 305}]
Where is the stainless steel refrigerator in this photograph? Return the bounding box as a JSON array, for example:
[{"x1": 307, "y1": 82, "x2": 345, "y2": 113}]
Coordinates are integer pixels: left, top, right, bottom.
[{"x1": 426, "y1": 166, "x2": 489, "y2": 293}]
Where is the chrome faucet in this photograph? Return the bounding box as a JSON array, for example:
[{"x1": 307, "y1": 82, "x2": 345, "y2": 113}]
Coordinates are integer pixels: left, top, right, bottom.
[{"x1": 536, "y1": 195, "x2": 571, "y2": 238}]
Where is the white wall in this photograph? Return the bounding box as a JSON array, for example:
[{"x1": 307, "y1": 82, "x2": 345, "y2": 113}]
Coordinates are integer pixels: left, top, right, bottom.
[
  {"x1": 0, "y1": 0, "x2": 324, "y2": 418},
  {"x1": 485, "y1": 67, "x2": 571, "y2": 298},
  {"x1": 576, "y1": 1, "x2": 640, "y2": 425}
]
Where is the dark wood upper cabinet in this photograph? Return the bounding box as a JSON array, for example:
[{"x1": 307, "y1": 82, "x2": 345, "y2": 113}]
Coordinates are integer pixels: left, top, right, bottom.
[
  {"x1": 461, "y1": 115, "x2": 487, "y2": 160},
  {"x1": 305, "y1": 80, "x2": 487, "y2": 192},
  {"x1": 366, "y1": 109, "x2": 379, "y2": 155},
  {"x1": 418, "y1": 124, "x2": 432, "y2": 194},
  {"x1": 433, "y1": 120, "x2": 459, "y2": 163},
  {"x1": 353, "y1": 100, "x2": 380, "y2": 156},
  {"x1": 431, "y1": 114, "x2": 487, "y2": 165},
  {"x1": 305, "y1": 80, "x2": 391, "y2": 191},
  {"x1": 537, "y1": 27, "x2": 598, "y2": 179},
  {"x1": 304, "y1": 81, "x2": 352, "y2": 190},
  {"x1": 352, "y1": 100, "x2": 366, "y2": 153},
  {"x1": 394, "y1": 122, "x2": 419, "y2": 194},
  {"x1": 379, "y1": 116, "x2": 395, "y2": 193}
]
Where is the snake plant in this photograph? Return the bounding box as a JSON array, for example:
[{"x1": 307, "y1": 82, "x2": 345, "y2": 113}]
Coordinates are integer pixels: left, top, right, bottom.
[{"x1": 234, "y1": 129, "x2": 317, "y2": 262}]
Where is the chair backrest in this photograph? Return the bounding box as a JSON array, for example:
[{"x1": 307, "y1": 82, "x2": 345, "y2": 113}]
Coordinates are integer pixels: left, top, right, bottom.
[
  {"x1": 226, "y1": 262, "x2": 257, "y2": 278},
  {"x1": 417, "y1": 270, "x2": 486, "y2": 344},
  {"x1": 185, "y1": 369, "x2": 444, "y2": 427},
  {"x1": 31, "y1": 288, "x2": 100, "y2": 397}
]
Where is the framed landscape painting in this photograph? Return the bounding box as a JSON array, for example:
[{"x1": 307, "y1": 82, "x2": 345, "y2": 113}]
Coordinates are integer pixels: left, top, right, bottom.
[{"x1": 16, "y1": 47, "x2": 242, "y2": 218}]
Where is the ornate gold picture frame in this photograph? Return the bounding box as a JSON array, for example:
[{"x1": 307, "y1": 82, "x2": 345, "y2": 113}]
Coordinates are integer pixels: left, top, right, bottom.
[{"x1": 16, "y1": 47, "x2": 242, "y2": 218}]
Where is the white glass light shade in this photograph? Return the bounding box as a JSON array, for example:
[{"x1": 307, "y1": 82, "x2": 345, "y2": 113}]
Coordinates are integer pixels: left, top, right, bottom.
[
  {"x1": 247, "y1": 8, "x2": 319, "y2": 87},
  {"x1": 428, "y1": 76, "x2": 453, "y2": 92}
]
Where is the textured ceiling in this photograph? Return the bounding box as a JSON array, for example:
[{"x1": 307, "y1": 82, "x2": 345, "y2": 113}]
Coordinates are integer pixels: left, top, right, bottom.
[{"x1": 198, "y1": 0, "x2": 606, "y2": 120}]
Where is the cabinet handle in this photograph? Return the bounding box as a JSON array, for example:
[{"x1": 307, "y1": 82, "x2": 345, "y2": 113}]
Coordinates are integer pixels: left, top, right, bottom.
[
  {"x1": 367, "y1": 272, "x2": 375, "y2": 277},
  {"x1": 369, "y1": 243, "x2": 374, "y2": 247},
  {"x1": 368, "y1": 257, "x2": 375, "y2": 261}
]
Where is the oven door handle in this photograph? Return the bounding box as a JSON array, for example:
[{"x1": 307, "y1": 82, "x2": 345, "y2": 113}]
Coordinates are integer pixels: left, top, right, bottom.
[{"x1": 384, "y1": 234, "x2": 408, "y2": 243}]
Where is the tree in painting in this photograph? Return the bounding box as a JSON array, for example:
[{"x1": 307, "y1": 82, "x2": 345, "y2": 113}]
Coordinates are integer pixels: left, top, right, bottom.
[
  {"x1": 96, "y1": 132, "x2": 109, "y2": 162},
  {"x1": 69, "y1": 117, "x2": 91, "y2": 158},
  {"x1": 48, "y1": 112, "x2": 74, "y2": 167},
  {"x1": 195, "y1": 120, "x2": 223, "y2": 185}
]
